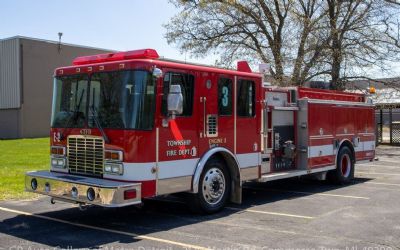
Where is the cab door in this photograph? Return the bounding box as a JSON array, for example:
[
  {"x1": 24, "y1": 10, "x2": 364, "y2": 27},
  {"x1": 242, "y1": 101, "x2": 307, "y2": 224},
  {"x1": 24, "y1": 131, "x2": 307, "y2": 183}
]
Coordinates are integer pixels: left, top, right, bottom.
[
  {"x1": 198, "y1": 74, "x2": 235, "y2": 155},
  {"x1": 156, "y1": 69, "x2": 199, "y2": 194},
  {"x1": 235, "y1": 78, "x2": 260, "y2": 169},
  {"x1": 235, "y1": 78, "x2": 258, "y2": 152}
]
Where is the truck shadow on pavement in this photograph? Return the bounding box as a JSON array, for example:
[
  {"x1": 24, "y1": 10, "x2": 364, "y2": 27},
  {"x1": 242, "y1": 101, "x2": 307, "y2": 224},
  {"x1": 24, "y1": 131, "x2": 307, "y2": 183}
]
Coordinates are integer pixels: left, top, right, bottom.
[{"x1": 0, "y1": 177, "x2": 374, "y2": 248}]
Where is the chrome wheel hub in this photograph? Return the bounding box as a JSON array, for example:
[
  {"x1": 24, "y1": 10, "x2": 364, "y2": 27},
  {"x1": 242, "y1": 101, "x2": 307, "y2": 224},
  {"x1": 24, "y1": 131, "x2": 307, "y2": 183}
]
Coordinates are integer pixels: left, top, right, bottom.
[{"x1": 202, "y1": 167, "x2": 226, "y2": 205}]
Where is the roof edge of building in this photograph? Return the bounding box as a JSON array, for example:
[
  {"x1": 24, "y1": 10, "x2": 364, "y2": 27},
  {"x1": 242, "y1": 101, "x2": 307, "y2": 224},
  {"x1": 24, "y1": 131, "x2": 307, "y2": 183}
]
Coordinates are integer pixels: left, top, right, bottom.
[{"x1": 0, "y1": 35, "x2": 116, "y2": 53}]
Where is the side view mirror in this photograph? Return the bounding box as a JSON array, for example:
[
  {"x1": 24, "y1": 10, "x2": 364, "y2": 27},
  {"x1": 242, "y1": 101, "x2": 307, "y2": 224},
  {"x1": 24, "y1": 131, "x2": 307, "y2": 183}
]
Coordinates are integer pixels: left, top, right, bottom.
[
  {"x1": 152, "y1": 67, "x2": 163, "y2": 78},
  {"x1": 167, "y1": 84, "x2": 183, "y2": 119}
]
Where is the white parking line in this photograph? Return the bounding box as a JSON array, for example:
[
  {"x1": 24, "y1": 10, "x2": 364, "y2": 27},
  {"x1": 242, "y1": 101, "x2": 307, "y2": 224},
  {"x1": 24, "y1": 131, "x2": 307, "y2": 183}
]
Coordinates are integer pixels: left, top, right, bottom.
[
  {"x1": 367, "y1": 182, "x2": 400, "y2": 187},
  {"x1": 356, "y1": 164, "x2": 399, "y2": 169},
  {"x1": 146, "y1": 196, "x2": 315, "y2": 219},
  {"x1": 149, "y1": 196, "x2": 315, "y2": 219},
  {"x1": 357, "y1": 171, "x2": 400, "y2": 176},
  {"x1": 373, "y1": 159, "x2": 400, "y2": 164},
  {"x1": 246, "y1": 187, "x2": 369, "y2": 200},
  {"x1": 147, "y1": 210, "x2": 300, "y2": 235},
  {"x1": 225, "y1": 207, "x2": 314, "y2": 219},
  {"x1": 0, "y1": 206, "x2": 208, "y2": 250},
  {"x1": 354, "y1": 185, "x2": 400, "y2": 191}
]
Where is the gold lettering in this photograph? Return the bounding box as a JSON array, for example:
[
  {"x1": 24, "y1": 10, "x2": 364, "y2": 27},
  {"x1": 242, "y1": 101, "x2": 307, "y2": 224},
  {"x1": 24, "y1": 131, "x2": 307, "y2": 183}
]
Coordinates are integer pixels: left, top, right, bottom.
[{"x1": 208, "y1": 138, "x2": 226, "y2": 144}]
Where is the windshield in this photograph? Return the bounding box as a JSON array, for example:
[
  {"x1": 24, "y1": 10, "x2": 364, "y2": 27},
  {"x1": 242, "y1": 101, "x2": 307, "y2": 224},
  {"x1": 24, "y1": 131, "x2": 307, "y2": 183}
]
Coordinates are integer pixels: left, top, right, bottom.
[
  {"x1": 51, "y1": 75, "x2": 88, "y2": 128},
  {"x1": 51, "y1": 70, "x2": 156, "y2": 130}
]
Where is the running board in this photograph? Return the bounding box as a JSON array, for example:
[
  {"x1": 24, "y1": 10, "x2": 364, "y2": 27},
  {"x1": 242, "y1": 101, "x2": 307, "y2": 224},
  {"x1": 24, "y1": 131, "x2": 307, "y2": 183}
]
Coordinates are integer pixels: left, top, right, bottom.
[{"x1": 258, "y1": 165, "x2": 336, "y2": 182}]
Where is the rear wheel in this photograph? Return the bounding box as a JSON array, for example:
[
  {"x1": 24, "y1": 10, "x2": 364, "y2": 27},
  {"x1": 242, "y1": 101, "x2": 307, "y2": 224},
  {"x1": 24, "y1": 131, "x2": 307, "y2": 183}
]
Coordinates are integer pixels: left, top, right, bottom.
[
  {"x1": 329, "y1": 146, "x2": 354, "y2": 184},
  {"x1": 190, "y1": 157, "x2": 231, "y2": 214}
]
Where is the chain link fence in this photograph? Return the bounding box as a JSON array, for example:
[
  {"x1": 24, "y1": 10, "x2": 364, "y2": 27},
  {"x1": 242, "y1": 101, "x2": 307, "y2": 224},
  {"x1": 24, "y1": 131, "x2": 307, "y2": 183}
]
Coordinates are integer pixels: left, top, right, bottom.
[{"x1": 376, "y1": 104, "x2": 400, "y2": 146}]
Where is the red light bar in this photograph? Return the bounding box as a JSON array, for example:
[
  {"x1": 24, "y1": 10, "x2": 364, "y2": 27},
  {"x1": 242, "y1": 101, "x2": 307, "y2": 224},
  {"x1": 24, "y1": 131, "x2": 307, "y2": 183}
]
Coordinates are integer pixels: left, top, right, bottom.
[
  {"x1": 72, "y1": 53, "x2": 114, "y2": 65},
  {"x1": 111, "y1": 49, "x2": 159, "y2": 61},
  {"x1": 72, "y1": 49, "x2": 159, "y2": 65}
]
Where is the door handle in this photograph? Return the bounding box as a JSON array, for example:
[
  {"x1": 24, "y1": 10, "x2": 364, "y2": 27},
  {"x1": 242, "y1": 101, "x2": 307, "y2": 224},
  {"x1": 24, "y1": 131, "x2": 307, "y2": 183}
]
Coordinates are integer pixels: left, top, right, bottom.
[{"x1": 203, "y1": 97, "x2": 207, "y2": 137}]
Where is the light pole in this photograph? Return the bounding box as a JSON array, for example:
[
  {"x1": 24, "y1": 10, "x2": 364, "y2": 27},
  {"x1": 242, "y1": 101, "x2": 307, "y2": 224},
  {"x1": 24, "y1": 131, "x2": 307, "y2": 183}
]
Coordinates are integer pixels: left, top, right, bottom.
[{"x1": 58, "y1": 32, "x2": 63, "y2": 53}]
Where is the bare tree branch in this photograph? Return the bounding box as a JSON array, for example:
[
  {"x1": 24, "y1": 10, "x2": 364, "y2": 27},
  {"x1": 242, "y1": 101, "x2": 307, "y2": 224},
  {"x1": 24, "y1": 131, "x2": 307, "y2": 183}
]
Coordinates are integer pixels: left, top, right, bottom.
[{"x1": 164, "y1": 0, "x2": 400, "y2": 88}]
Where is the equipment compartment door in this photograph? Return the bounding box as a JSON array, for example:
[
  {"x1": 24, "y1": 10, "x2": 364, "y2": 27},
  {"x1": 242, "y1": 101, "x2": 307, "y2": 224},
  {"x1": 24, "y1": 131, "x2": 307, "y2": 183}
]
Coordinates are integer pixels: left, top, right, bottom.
[
  {"x1": 271, "y1": 110, "x2": 296, "y2": 171},
  {"x1": 308, "y1": 103, "x2": 335, "y2": 168}
]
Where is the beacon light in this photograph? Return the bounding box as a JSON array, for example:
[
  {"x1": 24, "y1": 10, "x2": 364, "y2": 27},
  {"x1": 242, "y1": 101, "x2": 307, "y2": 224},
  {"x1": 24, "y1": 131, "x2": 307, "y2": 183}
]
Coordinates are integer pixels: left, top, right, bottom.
[
  {"x1": 369, "y1": 86, "x2": 376, "y2": 94},
  {"x1": 105, "y1": 150, "x2": 123, "y2": 161},
  {"x1": 72, "y1": 49, "x2": 159, "y2": 65}
]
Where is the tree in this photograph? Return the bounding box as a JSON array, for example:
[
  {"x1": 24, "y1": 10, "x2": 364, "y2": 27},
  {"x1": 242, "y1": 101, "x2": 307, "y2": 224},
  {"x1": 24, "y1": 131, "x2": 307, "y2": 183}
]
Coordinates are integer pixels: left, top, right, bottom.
[
  {"x1": 164, "y1": 0, "x2": 400, "y2": 89},
  {"x1": 165, "y1": 0, "x2": 323, "y2": 86},
  {"x1": 323, "y1": 0, "x2": 400, "y2": 89}
]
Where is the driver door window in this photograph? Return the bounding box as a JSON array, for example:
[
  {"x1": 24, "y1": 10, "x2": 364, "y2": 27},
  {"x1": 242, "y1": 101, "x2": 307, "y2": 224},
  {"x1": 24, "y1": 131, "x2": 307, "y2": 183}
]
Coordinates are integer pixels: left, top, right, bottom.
[{"x1": 161, "y1": 72, "x2": 194, "y2": 117}]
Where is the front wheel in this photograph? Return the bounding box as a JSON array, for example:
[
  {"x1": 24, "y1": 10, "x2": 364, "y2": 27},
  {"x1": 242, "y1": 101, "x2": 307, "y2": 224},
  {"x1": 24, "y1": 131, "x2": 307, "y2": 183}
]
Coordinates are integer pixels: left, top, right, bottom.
[
  {"x1": 190, "y1": 157, "x2": 231, "y2": 214},
  {"x1": 329, "y1": 146, "x2": 355, "y2": 184}
]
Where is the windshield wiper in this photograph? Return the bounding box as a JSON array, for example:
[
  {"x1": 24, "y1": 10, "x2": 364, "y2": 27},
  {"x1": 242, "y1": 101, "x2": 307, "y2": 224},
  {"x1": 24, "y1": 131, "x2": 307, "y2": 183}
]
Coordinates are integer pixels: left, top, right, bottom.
[
  {"x1": 89, "y1": 87, "x2": 110, "y2": 143},
  {"x1": 90, "y1": 105, "x2": 110, "y2": 144},
  {"x1": 60, "y1": 89, "x2": 85, "y2": 140}
]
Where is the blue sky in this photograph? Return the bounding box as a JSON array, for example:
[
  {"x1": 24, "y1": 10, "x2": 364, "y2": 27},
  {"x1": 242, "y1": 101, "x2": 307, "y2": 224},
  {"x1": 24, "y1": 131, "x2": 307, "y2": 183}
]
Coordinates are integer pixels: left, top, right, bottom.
[{"x1": 0, "y1": 0, "x2": 216, "y2": 64}]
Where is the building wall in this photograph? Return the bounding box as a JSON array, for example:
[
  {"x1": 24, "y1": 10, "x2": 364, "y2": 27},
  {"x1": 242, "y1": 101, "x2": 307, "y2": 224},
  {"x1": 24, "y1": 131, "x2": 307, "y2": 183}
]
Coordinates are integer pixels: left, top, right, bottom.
[
  {"x1": 0, "y1": 109, "x2": 20, "y2": 139},
  {"x1": 0, "y1": 38, "x2": 21, "y2": 109},
  {"x1": 20, "y1": 38, "x2": 111, "y2": 138},
  {"x1": 0, "y1": 36, "x2": 111, "y2": 138},
  {"x1": 0, "y1": 38, "x2": 21, "y2": 139}
]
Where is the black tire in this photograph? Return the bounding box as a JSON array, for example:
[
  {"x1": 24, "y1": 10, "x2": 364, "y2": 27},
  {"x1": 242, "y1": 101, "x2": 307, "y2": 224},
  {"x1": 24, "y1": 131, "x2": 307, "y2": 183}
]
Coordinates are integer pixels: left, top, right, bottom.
[
  {"x1": 329, "y1": 146, "x2": 355, "y2": 184},
  {"x1": 189, "y1": 157, "x2": 231, "y2": 214}
]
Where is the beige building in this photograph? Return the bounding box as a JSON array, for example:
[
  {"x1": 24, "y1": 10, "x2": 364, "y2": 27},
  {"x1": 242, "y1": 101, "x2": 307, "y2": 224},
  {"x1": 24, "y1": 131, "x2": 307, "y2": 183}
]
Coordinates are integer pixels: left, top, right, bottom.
[{"x1": 0, "y1": 36, "x2": 112, "y2": 139}]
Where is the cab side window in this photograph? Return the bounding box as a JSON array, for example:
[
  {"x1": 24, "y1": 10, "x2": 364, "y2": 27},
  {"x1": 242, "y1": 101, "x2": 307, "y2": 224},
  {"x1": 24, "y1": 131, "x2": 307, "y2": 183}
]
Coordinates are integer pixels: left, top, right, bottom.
[
  {"x1": 218, "y1": 78, "x2": 232, "y2": 116},
  {"x1": 237, "y1": 79, "x2": 255, "y2": 117},
  {"x1": 162, "y1": 72, "x2": 194, "y2": 116}
]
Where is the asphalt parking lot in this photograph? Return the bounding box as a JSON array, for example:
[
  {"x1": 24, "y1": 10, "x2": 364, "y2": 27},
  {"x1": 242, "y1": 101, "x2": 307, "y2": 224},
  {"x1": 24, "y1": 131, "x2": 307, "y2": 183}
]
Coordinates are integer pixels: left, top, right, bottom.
[{"x1": 0, "y1": 145, "x2": 399, "y2": 250}]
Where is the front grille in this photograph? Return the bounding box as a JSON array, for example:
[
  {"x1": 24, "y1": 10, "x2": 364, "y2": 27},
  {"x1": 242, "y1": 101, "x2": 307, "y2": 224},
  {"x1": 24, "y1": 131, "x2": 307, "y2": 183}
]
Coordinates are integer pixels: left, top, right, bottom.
[{"x1": 68, "y1": 136, "x2": 104, "y2": 176}]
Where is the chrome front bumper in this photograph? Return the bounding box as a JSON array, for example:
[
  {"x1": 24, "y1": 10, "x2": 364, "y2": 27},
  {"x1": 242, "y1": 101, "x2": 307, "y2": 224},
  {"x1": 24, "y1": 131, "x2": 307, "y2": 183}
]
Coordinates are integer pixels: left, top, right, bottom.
[{"x1": 25, "y1": 171, "x2": 141, "y2": 207}]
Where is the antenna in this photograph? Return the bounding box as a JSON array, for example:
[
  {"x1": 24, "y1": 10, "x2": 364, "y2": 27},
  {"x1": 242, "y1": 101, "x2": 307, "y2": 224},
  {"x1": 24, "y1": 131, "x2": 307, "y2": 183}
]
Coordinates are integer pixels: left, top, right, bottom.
[{"x1": 58, "y1": 32, "x2": 63, "y2": 53}]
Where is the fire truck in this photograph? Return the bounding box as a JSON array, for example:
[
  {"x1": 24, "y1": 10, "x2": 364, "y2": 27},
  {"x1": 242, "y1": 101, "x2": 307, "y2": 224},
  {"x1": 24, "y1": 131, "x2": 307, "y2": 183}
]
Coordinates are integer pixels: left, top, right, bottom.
[{"x1": 25, "y1": 49, "x2": 376, "y2": 213}]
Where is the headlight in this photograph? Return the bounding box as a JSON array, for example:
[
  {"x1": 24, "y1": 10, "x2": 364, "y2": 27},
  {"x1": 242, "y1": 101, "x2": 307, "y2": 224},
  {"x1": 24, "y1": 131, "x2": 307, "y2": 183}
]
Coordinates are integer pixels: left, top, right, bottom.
[
  {"x1": 104, "y1": 165, "x2": 112, "y2": 172},
  {"x1": 51, "y1": 159, "x2": 58, "y2": 166},
  {"x1": 104, "y1": 163, "x2": 123, "y2": 175},
  {"x1": 51, "y1": 157, "x2": 66, "y2": 168},
  {"x1": 112, "y1": 165, "x2": 121, "y2": 173}
]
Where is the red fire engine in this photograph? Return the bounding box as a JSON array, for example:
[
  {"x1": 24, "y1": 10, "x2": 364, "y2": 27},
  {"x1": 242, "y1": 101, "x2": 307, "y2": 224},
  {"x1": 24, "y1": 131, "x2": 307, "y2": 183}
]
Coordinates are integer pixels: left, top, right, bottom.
[{"x1": 25, "y1": 49, "x2": 376, "y2": 213}]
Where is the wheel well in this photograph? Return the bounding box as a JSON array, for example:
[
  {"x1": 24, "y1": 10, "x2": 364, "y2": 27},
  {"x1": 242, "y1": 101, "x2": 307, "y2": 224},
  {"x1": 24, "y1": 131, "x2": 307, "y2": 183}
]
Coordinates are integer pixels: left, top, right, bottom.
[
  {"x1": 338, "y1": 140, "x2": 355, "y2": 164},
  {"x1": 213, "y1": 152, "x2": 240, "y2": 180},
  {"x1": 212, "y1": 152, "x2": 242, "y2": 204}
]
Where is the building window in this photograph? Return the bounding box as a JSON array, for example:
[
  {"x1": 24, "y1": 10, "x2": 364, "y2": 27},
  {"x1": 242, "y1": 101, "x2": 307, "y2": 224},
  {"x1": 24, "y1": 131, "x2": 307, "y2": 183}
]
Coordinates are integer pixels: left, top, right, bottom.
[
  {"x1": 162, "y1": 72, "x2": 194, "y2": 116},
  {"x1": 218, "y1": 78, "x2": 232, "y2": 116},
  {"x1": 237, "y1": 79, "x2": 255, "y2": 117}
]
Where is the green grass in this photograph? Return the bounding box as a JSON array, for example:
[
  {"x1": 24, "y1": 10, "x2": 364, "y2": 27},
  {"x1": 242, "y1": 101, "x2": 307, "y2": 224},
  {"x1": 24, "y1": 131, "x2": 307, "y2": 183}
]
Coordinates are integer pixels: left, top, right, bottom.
[{"x1": 0, "y1": 137, "x2": 50, "y2": 200}]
